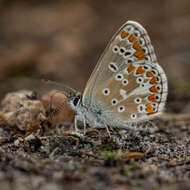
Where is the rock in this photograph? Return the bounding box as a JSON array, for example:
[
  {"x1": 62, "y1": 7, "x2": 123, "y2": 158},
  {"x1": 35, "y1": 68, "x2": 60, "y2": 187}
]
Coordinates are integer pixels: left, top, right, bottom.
[
  {"x1": 39, "y1": 183, "x2": 61, "y2": 190},
  {"x1": 0, "y1": 112, "x2": 6, "y2": 125},
  {"x1": 14, "y1": 137, "x2": 23, "y2": 147},
  {"x1": 1, "y1": 90, "x2": 46, "y2": 131},
  {"x1": 0, "y1": 137, "x2": 8, "y2": 144},
  {"x1": 41, "y1": 90, "x2": 76, "y2": 125},
  {"x1": 1, "y1": 90, "x2": 33, "y2": 113},
  {"x1": 25, "y1": 134, "x2": 36, "y2": 141},
  {"x1": 25, "y1": 134, "x2": 42, "y2": 152},
  {"x1": 15, "y1": 100, "x2": 45, "y2": 131}
]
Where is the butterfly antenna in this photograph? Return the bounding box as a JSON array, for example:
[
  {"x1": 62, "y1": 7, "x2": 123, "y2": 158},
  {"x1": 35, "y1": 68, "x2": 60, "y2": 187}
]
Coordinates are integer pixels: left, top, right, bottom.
[
  {"x1": 43, "y1": 94, "x2": 67, "y2": 124},
  {"x1": 49, "y1": 102, "x2": 66, "y2": 120},
  {"x1": 41, "y1": 79, "x2": 79, "y2": 99}
]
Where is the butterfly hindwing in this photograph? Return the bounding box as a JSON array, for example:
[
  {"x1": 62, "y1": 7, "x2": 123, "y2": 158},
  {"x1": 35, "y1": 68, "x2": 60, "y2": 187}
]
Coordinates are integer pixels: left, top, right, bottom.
[{"x1": 95, "y1": 62, "x2": 167, "y2": 123}]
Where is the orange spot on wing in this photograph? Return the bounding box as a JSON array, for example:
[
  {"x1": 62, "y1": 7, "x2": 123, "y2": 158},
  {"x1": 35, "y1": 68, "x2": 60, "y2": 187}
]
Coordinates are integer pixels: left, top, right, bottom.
[
  {"x1": 121, "y1": 31, "x2": 129, "y2": 39},
  {"x1": 127, "y1": 65, "x2": 136, "y2": 73},
  {"x1": 128, "y1": 34, "x2": 136, "y2": 42},
  {"x1": 136, "y1": 66, "x2": 145, "y2": 75},
  {"x1": 148, "y1": 94, "x2": 157, "y2": 102},
  {"x1": 150, "y1": 86, "x2": 158, "y2": 93},
  {"x1": 133, "y1": 41, "x2": 141, "y2": 50},
  {"x1": 150, "y1": 77, "x2": 158, "y2": 85},
  {"x1": 134, "y1": 49, "x2": 145, "y2": 58},
  {"x1": 146, "y1": 71, "x2": 154, "y2": 78},
  {"x1": 146, "y1": 104, "x2": 154, "y2": 114}
]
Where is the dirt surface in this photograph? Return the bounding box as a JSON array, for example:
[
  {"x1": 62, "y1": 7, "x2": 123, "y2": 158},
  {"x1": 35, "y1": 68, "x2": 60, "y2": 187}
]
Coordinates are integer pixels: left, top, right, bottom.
[
  {"x1": 0, "y1": 106, "x2": 190, "y2": 190},
  {"x1": 0, "y1": 0, "x2": 190, "y2": 189}
]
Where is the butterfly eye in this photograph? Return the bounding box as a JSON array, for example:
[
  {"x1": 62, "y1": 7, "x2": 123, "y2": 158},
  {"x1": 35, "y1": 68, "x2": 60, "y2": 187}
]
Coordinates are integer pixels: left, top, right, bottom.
[
  {"x1": 131, "y1": 113, "x2": 137, "y2": 119},
  {"x1": 111, "y1": 98, "x2": 118, "y2": 105},
  {"x1": 125, "y1": 25, "x2": 134, "y2": 32},
  {"x1": 102, "y1": 88, "x2": 110, "y2": 96},
  {"x1": 115, "y1": 73, "x2": 123, "y2": 81},
  {"x1": 134, "y1": 97, "x2": 142, "y2": 104},
  {"x1": 73, "y1": 96, "x2": 81, "y2": 106},
  {"x1": 134, "y1": 30, "x2": 141, "y2": 37},
  {"x1": 118, "y1": 106, "x2": 125, "y2": 112},
  {"x1": 136, "y1": 77, "x2": 144, "y2": 84},
  {"x1": 112, "y1": 45, "x2": 119, "y2": 53}
]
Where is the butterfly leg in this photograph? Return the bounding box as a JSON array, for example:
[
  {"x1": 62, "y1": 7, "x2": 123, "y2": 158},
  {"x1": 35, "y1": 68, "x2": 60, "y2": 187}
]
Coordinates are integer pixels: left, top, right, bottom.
[
  {"x1": 104, "y1": 123, "x2": 111, "y2": 137},
  {"x1": 74, "y1": 114, "x2": 87, "y2": 133},
  {"x1": 146, "y1": 120, "x2": 158, "y2": 133},
  {"x1": 74, "y1": 115, "x2": 80, "y2": 132},
  {"x1": 83, "y1": 118, "x2": 86, "y2": 135}
]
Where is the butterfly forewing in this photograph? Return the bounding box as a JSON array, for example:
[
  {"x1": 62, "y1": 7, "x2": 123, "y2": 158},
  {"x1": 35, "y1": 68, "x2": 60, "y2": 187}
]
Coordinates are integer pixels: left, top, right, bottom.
[{"x1": 82, "y1": 21, "x2": 167, "y2": 125}]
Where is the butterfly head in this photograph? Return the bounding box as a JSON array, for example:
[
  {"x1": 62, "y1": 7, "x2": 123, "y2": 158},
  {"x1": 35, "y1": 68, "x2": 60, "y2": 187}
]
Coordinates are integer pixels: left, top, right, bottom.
[
  {"x1": 68, "y1": 92, "x2": 82, "y2": 111},
  {"x1": 49, "y1": 81, "x2": 82, "y2": 111}
]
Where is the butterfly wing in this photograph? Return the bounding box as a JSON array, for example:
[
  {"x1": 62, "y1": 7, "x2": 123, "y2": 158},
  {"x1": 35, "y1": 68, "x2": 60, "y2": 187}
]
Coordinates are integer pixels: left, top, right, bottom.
[{"x1": 82, "y1": 21, "x2": 167, "y2": 125}]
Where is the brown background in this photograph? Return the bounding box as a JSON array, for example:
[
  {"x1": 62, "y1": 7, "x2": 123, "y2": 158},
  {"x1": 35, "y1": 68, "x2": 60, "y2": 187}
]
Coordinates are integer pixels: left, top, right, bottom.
[{"x1": 0, "y1": 0, "x2": 190, "y2": 113}]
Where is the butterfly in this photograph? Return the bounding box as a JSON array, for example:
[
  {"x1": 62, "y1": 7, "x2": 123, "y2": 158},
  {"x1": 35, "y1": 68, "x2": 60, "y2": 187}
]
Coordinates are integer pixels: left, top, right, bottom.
[{"x1": 59, "y1": 20, "x2": 168, "y2": 131}]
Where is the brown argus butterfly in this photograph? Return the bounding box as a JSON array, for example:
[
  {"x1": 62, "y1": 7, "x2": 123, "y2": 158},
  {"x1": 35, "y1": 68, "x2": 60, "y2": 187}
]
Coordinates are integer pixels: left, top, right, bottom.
[{"x1": 62, "y1": 20, "x2": 168, "y2": 131}]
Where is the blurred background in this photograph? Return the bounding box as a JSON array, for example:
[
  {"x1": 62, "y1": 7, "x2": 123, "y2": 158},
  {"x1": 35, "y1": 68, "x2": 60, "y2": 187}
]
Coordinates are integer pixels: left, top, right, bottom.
[{"x1": 0, "y1": 0, "x2": 190, "y2": 113}]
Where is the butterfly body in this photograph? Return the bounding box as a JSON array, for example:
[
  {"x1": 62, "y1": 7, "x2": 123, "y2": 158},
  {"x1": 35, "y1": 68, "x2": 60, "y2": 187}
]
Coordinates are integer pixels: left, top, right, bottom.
[
  {"x1": 67, "y1": 21, "x2": 168, "y2": 130},
  {"x1": 69, "y1": 95, "x2": 104, "y2": 128}
]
